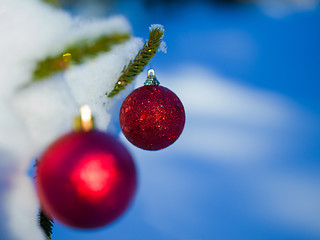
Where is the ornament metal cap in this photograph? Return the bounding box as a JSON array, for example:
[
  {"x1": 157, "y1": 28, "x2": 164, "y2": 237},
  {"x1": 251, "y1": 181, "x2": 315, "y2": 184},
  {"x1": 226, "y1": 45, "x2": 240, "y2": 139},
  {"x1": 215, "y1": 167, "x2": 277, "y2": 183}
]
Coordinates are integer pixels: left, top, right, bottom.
[
  {"x1": 144, "y1": 68, "x2": 160, "y2": 86},
  {"x1": 74, "y1": 105, "x2": 94, "y2": 132}
]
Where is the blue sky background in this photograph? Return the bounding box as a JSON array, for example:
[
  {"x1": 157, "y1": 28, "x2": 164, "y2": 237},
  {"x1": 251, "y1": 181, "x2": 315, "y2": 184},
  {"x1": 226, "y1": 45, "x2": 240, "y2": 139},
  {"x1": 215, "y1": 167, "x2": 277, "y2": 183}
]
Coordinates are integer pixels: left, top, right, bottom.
[{"x1": 51, "y1": 1, "x2": 320, "y2": 239}]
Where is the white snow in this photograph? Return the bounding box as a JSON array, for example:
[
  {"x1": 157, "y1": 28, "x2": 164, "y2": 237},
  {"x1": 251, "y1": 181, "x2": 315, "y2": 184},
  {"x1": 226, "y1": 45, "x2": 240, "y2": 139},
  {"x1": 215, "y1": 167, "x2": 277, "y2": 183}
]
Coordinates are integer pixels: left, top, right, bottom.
[
  {"x1": 149, "y1": 24, "x2": 164, "y2": 32},
  {"x1": 158, "y1": 41, "x2": 167, "y2": 54},
  {"x1": 0, "y1": 0, "x2": 143, "y2": 239}
]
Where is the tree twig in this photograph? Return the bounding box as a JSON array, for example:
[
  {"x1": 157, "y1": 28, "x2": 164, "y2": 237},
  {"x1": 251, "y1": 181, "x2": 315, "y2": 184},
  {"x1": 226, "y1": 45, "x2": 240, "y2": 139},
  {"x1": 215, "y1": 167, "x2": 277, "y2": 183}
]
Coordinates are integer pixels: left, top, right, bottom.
[
  {"x1": 39, "y1": 209, "x2": 54, "y2": 240},
  {"x1": 107, "y1": 27, "x2": 164, "y2": 98}
]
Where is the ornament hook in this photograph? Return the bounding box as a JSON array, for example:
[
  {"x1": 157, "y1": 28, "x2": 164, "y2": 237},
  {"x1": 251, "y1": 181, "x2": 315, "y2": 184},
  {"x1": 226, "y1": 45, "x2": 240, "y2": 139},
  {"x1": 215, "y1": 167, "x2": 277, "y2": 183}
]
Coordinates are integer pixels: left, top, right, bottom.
[{"x1": 148, "y1": 69, "x2": 155, "y2": 77}]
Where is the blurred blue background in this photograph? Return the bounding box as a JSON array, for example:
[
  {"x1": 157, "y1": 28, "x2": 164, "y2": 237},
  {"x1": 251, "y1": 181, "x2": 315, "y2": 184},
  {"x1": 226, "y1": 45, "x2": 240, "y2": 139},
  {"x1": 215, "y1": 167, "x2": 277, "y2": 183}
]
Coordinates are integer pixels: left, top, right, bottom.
[{"x1": 51, "y1": 0, "x2": 320, "y2": 239}]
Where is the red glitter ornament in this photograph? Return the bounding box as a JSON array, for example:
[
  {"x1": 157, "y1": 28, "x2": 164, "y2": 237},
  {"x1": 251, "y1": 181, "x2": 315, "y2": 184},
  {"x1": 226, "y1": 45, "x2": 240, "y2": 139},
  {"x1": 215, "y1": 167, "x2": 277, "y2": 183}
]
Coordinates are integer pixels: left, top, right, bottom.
[
  {"x1": 36, "y1": 107, "x2": 137, "y2": 229},
  {"x1": 120, "y1": 69, "x2": 185, "y2": 150}
]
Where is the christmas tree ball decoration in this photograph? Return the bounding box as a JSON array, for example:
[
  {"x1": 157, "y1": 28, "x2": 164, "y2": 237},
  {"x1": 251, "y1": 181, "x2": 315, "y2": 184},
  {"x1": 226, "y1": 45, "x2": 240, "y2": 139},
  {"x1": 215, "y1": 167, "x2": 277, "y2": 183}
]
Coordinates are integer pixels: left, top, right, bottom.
[
  {"x1": 36, "y1": 105, "x2": 137, "y2": 229},
  {"x1": 120, "y1": 69, "x2": 185, "y2": 150}
]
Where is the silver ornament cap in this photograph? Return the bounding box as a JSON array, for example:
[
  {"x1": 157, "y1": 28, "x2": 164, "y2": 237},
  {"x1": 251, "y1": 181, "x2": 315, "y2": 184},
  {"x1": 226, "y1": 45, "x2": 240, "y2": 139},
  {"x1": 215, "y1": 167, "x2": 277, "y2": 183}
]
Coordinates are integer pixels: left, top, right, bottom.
[{"x1": 144, "y1": 68, "x2": 160, "y2": 86}]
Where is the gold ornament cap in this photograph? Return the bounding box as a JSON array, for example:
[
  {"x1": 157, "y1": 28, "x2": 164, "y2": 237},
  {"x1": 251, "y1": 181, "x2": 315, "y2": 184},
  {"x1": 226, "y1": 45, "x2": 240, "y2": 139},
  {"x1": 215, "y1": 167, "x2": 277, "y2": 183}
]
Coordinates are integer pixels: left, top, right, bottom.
[{"x1": 74, "y1": 105, "x2": 94, "y2": 132}]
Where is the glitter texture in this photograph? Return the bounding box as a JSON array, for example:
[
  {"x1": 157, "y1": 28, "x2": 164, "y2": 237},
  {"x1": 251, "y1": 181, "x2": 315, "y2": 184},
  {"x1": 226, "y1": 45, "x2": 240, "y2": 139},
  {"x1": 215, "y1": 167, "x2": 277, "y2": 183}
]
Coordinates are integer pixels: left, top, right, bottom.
[
  {"x1": 120, "y1": 85, "x2": 185, "y2": 150},
  {"x1": 36, "y1": 130, "x2": 137, "y2": 229}
]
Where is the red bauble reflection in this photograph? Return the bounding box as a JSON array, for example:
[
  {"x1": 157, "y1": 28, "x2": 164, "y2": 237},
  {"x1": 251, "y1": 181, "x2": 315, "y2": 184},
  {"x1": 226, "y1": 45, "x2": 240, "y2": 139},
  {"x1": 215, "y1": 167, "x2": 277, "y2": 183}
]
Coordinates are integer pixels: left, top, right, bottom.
[
  {"x1": 36, "y1": 130, "x2": 137, "y2": 229},
  {"x1": 120, "y1": 85, "x2": 185, "y2": 150}
]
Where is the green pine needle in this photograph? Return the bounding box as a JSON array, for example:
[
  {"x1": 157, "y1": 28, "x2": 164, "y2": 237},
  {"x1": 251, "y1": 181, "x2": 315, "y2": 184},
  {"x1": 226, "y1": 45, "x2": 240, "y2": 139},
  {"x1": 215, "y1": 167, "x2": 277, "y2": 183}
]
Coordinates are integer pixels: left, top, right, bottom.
[
  {"x1": 107, "y1": 27, "x2": 164, "y2": 98},
  {"x1": 38, "y1": 209, "x2": 54, "y2": 239},
  {"x1": 42, "y1": 0, "x2": 60, "y2": 8},
  {"x1": 32, "y1": 33, "x2": 130, "y2": 81}
]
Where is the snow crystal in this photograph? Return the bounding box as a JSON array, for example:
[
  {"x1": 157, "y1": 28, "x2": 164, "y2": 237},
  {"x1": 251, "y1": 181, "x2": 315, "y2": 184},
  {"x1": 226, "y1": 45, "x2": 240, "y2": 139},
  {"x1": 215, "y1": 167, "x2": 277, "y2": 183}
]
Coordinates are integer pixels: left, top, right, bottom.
[
  {"x1": 148, "y1": 24, "x2": 166, "y2": 53},
  {"x1": 159, "y1": 41, "x2": 167, "y2": 54},
  {"x1": 149, "y1": 24, "x2": 165, "y2": 32}
]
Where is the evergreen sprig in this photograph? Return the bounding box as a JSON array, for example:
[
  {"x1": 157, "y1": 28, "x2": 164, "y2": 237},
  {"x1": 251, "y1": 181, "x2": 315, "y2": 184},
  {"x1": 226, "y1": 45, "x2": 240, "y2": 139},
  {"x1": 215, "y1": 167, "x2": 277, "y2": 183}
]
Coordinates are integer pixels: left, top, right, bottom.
[
  {"x1": 42, "y1": 0, "x2": 60, "y2": 7},
  {"x1": 107, "y1": 27, "x2": 164, "y2": 98},
  {"x1": 32, "y1": 33, "x2": 130, "y2": 81},
  {"x1": 38, "y1": 209, "x2": 54, "y2": 240}
]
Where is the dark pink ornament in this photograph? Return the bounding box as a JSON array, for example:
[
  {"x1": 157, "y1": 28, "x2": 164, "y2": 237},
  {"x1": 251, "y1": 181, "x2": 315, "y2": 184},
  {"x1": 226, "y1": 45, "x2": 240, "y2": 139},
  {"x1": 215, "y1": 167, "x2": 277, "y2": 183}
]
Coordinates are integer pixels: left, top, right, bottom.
[{"x1": 120, "y1": 69, "x2": 185, "y2": 150}]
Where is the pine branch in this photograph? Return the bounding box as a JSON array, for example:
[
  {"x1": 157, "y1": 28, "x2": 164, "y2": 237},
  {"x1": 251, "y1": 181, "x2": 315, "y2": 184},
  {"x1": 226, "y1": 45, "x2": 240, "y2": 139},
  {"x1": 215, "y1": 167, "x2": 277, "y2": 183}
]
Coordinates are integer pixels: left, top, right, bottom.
[
  {"x1": 39, "y1": 209, "x2": 54, "y2": 240},
  {"x1": 34, "y1": 160, "x2": 54, "y2": 239},
  {"x1": 107, "y1": 27, "x2": 164, "y2": 98},
  {"x1": 32, "y1": 33, "x2": 130, "y2": 81},
  {"x1": 42, "y1": 0, "x2": 60, "y2": 8}
]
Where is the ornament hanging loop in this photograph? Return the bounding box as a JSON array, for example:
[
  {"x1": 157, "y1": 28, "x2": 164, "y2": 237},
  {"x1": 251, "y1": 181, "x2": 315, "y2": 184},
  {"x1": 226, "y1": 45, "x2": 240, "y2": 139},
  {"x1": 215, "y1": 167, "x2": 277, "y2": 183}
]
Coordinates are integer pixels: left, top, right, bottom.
[
  {"x1": 144, "y1": 68, "x2": 160, "y2": 86},
  {"x1": 74, "y1": 105, "x2": 94, "y2": 132}
]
